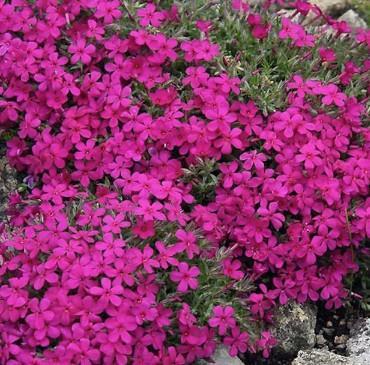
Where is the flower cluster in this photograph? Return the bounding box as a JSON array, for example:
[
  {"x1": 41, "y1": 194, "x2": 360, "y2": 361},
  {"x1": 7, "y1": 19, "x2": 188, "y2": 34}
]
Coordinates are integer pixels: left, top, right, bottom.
[{"x1": 0, "y1": 0, "x2": 369, "y2": 364}]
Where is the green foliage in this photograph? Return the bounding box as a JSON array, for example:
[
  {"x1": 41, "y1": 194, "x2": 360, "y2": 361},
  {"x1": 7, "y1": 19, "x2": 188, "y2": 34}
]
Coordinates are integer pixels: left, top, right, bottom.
[
  {"x1": 164, "y1": 1, "x2": 368, "y2": 115},
  {"x1": 182, "y1": 158, "x2": 219, "y2": 205},
  {"x1": 350, "y1": 0, "x2": 370, "y2": 25},
  {"x1": 190, "y1": 248, "x2": 257, "y2": 336},
  {"x1": 347, "y1": 241, "x2": 370, "y2": 314}
]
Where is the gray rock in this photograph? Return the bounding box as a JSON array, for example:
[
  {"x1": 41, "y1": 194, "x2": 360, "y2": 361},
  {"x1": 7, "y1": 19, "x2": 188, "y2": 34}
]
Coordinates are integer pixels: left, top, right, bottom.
[
  {"x1": 338, "y1": 10, "x2": 367, "y2": 29},
  {"x1": 310, "y1": 0, "x2": 349, "y2": 15},
  {"x1": 316, "y1": 334, "x2": 327, "y2": 346},
  {"x1": 323, "y1": 328, "x2": 335, "y2": 336},
  {"x1": 272, "y1": 302, "x2": 317, "y2": 357},
  {"x1": 334, "y1": 335, "x2": 349, "y2": 345},
  {"x1": 347, "y1": 318, "x2": 370, "y2": 365},
  {"x1": 337, "y1": 344, "x2": 347, "y2": 351},
  {"x1": 197, "y1": 346, "x2": 244, "y2": 365},
  {"x1": 292, "y1": 349, "x2": 353, "y2": 365}
]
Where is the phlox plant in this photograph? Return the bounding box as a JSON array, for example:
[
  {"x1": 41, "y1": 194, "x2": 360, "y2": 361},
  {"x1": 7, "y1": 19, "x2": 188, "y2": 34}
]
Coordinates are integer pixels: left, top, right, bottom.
[{"x1": 0, "y1": 0, "x2": 369, "y2": 364}]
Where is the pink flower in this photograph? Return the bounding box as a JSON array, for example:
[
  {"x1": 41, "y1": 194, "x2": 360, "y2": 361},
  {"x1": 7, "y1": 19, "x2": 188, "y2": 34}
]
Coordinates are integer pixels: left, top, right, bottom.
[
  {"x1": 41, "y1": 181, "x2": 76, "y2": 205},
  {"x1": 224, "y1": 326, "x2": 249, "y2": 356},
  {"x1": 174, "y1": 229, "x2": 199, "y2": 259},
  {"x1": 266, "y1": 278, "x2": 297, "y2": 305},
  {"x1": 232, "y1": 0, "x2": 249, "y2": 12},
  {"x1": 240, "y1": 150, "x2": 267, "y2": 170},
  {"x1": 170, "y1": 263, "x2": 200, "y2": 292},
  {"x1": 102, "y1": 213, "x2": 130, "y2": 233},
  {"x1": 0, "y1": 0, "x2": 368, "y2": 361},
  {"x1": 295, "y1": 142, "x2": 323, "y2": 169},
  {"x1": 68, "y1": 38, "x2": 96, "y2": 64},
  {"x1": 105, "y1": 310, "x2": 137, "y2": 344},
  {"x1": 89, "y1": 278, "x2": 123, "y2": 307},
  {"x1": 155, "y1": 241, "x2": 179, "y2": 269},
  {"x1": 137, "y1": 4, "x2": 165, "y2": 28},
  {"x1": 33, "y1": 264, "x2": 59, "y2": 290},
  {"x1": 355, "y1": 204, "x2": 370, "y2": 238},
  {"x1": 180, "y1": 325, "x2": 208, "y2": 346},
  {"x1": 249, "y1": 291, "x2": 273, "y2": 318},
  {"x1": 257, "y1": 200, "x2": 285, "y2": 230},
  {"x1": 106, "y1": 83, "x2": 131, "y2": 110},
  {"x1": 222, "y1": 259, "x2": 244, "y2": 280},
  {"x1": 183, "y1": 66, "x2": 209, "y2": 88},
  {"x1": 320, "y1": 84, "x2": 347, "y2": 107},
  {"x1": 208, "y1": 305, "x2": 236, "y2": 335},
  {"x1": 257, "y1": 331, "x2": 277, "y2": 358},
  {"x1": 214, "y1": 128, "x2": 243, "y2": 154},
  {"x1": 135, "y1": 199, "x2": 166, "y2": 221},
  {"x1": 95, "y1": 0, "x2": 122, "y2": 24},
  {"x1": 67, "y1": 338, "x2": 100, "y2": 365},
  {"x1": 132, "y1": 219, "x2": 155, "y2": 239},
  {"x1": 138, "y1": 246, "x2": 160, "y2": 273},
  {"x1": 25, "y1": 298, "x2": 54, "y2": 341},
  {"x1": 163, "y1": 346, "x2": 186, "y2": 365},
  {"x1": 178, "y1": 303, "x2": 197, "y2": 326},
  {"x1": 96, "y1": 233, "x2": 125, "y2": 258},
  {"x1": 132, "y1": 303, "x2": 158, "y2": 325},
  {"x1": 181, "y1": 39, "x2": 219, "y2": 62},
  {"x1": 319, "y1": 48, "x2": 336, "y2": 63},
  {"x1": 147, "y1": 33, "x2": 178, "y2": 62},
  {"x1": 196, "y1": 20, "x2": 213, "y2": 34}
]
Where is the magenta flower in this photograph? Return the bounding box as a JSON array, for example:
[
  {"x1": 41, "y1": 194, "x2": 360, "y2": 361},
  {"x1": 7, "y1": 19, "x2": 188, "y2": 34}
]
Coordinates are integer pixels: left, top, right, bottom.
[
  {"x1": 105, "y1": 310, "x2": 137, "y2": 344},
  {"x1": 89, "y1": 278, "x2": 123, "y2": 307},
  {"x1": 163, "y1": 346, "x2": 186, "y2": 365},
  {"x1": 135, "y1": 199, "x2": 166, "y2": 221},
  {"x1": 320, "y1": 84, "x2": 347, "y2": 107},
  {"x1": 266, "y1": 278, "x2": 297, "y2": 305},
  {"x1": 170, "y1": 263, "x2": 200, "y2": 292},
  {"x1": 25, "y1": 298, "x2": 54, "y2": 341},
  {"x1": 249, "y1": 292, "x2": 273, "y2": 318},
  {"x1": 95, "y1": 0, "x2": 122, "y2": 24},
  {"x1": 155, "y1": 241, "x2": 179, "y2": 269},
  {"x1": 178, "y1": 303, "x2": 197, "y2": 326},
  {"x1": 224, "y1": 326, "x2": 249, "y2": 356},
  {"x1": 183, "y1": 66, "x2": 209, "y2": 88},
  {"x1": 132, "y1": 303, "x2": 158, "y2": 325},
  {"x1": 180, "y1": 325, "x2": 208, "y2": 346},
  {"x1": 257, "y1": 200, "x2": 285, "y2": 230},
  {"x1": 174, "y1": 229, "x2": 199, "y2": 259},
  {"x1": 0, "y1": 0, "x2": 368, "y2": 362},
  {"x1": 257, "y1": 331, "x2": 277, "y2": 358},
  {"x1": 132, "y1": 219, "x2": 155, "y2": 239},
  {"x1": 41, "y1": 181, "x2": 75, "y2": 205},
  {"x1": 319, "y1": 48, "x2": 336, "y2": 63},
  {"x1": 96, "y1": 233, "x2": 125, "y2": 258},
  {"x1": 240, "y1": 150, "x2": 267, "y2": 170},
  {"x1": 355, "y1": 204, "x2": 370, "y2": 237},
  {"x1": 68, "y1": 38, "x2": 96, "y2": 64},
  {"x1": 208, "y1": 305, "x2": 236, "y2": 335},
  {"x1": 222, "y1": 259, "x2": 244, "y2": 280},
  {"x1": 295, "y1": 142, "x2": 323, "y2": 169},
  {"x1": 137, "y1": 246, "x2": 160, "y2": 273},
  {"x1": 67, "y1": 338, "x2": 100, "y2": 365},
  {"x1": 102, "y1": 213, "x2": 130, "y2": 234},
  {"x1": 33, "y1": 264, "x2": 59, "y2": 290},
  {"x1": 137, "y1": 4, "x2": 165, "y2": 28}
]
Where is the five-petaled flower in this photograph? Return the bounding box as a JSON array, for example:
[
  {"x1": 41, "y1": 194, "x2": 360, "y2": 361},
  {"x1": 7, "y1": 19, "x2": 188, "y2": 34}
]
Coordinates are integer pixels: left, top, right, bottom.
[{"x1": 170, "y1": 263, "x2": 200, "y2": 292}]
